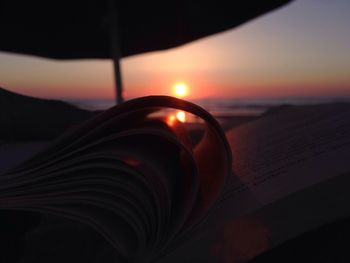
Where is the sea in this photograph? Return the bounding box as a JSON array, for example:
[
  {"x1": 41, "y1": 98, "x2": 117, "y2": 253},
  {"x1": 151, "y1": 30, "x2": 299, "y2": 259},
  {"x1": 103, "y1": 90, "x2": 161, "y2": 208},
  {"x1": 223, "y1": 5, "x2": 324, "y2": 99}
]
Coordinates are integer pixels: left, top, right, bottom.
[{"x1": 65, "y1": 96, "x2": 350, "y2": 117}]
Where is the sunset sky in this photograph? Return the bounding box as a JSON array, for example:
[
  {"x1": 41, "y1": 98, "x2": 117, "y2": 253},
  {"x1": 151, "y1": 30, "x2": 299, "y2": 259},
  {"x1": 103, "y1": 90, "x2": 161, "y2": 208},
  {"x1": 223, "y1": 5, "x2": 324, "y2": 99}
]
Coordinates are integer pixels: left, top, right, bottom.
[{"x1": 0, "y1": 0, "x2": 349, "y2": 100}]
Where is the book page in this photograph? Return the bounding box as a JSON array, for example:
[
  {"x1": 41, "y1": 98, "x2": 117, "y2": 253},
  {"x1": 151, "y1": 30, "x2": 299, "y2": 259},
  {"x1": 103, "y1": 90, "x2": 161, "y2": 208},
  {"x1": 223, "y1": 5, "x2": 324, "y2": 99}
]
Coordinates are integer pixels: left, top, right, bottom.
[
  {"x1": 159, "y1": 103, "x2": 350, "y2": 263},
  {"x1": 1, "y1": 96, "x2": 232, "y2": 263},
  {"x1": 226, "y1": 103, "x2": 350, "y2": 205},
  {"x1": 0, "y1": 142, "x2": 48, "y2": 174}
]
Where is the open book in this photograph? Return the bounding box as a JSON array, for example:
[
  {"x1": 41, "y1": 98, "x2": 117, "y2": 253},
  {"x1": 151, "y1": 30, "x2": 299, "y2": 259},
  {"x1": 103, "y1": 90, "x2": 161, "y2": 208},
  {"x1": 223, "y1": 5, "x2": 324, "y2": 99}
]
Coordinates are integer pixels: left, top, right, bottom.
[
  {"x1": 1, "y1": 96, "x2": 350, "y2": 262},
  {"x1": 159, "y1": 102, "x2": 350, "y2": 263},
  {"x1": 0, "y1": 96, "x2": 231, "y2": 263}
]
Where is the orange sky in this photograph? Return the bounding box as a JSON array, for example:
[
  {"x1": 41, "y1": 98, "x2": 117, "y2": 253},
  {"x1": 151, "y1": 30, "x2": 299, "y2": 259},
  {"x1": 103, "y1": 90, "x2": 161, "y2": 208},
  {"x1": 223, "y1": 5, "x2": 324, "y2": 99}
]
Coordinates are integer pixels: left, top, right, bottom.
[{"x1": 0, "y1": 0, "x2": 349, "y2": 100}]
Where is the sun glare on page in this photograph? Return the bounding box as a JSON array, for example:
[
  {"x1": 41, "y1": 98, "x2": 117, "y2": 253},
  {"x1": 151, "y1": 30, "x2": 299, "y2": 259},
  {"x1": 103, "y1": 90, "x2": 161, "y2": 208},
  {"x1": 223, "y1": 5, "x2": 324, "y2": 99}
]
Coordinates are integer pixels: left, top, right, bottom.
[
  {"x1": 176, "y1": 111, "x2": 186, "y2": 123},
  {"x1": 166, "y1": 111, "x2": 186, "y2": 126},
  {"x1": 167, "y1": 115, "x2": 176, "y2": 126}
]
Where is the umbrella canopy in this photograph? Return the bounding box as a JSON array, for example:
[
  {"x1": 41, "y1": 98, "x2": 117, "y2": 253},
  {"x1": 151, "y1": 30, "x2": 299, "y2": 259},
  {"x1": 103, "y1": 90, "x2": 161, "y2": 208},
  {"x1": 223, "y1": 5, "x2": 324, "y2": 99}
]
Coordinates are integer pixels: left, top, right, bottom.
[{"x1": 1, "y1": 0, "x2": 292, "y2": 59}]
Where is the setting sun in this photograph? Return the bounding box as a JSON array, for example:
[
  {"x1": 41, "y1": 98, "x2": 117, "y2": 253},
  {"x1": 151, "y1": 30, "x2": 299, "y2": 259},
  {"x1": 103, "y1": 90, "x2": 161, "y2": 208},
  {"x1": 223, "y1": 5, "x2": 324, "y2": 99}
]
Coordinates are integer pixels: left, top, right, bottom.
[{"x1": 173, "y1": 82, "x2": 189, "y2": 98}]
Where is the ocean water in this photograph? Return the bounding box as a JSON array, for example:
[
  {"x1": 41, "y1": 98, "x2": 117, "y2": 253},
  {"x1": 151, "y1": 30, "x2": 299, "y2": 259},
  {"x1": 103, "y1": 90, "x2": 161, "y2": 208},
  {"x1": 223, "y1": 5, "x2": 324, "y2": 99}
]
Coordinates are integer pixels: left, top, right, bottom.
[{"x1": 65, "y1": 96, "x2": 350, "y2": 117}]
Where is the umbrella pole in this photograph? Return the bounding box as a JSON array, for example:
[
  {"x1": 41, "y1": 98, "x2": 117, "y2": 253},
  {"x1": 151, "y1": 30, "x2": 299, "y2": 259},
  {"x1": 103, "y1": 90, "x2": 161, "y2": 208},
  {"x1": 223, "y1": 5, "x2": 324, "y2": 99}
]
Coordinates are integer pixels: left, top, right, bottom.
[
  {"x1": 109, "y1": 0, "x2": 124, "y2": 104},
  {"x1": 112, "y1": 53, "x2": 124, "y2": 105}
]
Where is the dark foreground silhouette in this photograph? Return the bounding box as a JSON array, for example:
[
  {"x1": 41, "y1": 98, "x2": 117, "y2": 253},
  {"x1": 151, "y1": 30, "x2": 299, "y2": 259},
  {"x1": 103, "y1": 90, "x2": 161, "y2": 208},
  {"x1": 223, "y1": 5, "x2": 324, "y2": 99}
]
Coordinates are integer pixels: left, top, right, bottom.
[
  {"x1": 0, "y1": 87, "x2": 94, "y2": 140},
  {"x1": 1, "y1": 88, "x2": 350, "y2": 262}
]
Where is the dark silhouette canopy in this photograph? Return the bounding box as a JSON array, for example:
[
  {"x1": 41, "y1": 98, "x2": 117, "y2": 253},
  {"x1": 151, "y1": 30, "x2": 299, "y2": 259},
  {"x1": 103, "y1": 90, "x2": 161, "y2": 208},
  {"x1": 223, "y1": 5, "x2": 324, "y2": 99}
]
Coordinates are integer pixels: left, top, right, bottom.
[{"x1": 1, "y1": 0, "x2": 292, "y2": 59}]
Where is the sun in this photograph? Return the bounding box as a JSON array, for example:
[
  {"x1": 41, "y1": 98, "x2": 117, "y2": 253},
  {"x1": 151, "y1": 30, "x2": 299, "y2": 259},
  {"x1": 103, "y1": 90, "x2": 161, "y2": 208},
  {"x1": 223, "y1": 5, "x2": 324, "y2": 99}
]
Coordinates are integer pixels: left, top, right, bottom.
[{"x1": 173, "y1": 82, "x2": 188, "y2": 97}]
